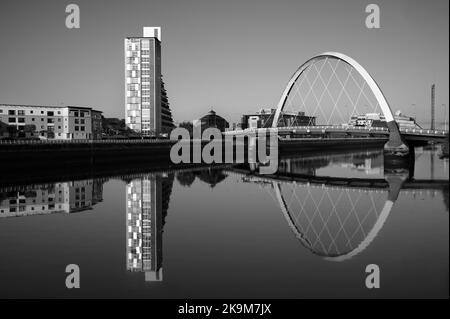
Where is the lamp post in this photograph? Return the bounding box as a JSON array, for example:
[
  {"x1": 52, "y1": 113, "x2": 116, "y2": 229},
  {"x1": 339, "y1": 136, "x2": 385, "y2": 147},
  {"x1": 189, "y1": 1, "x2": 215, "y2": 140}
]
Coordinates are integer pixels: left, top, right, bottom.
[{"x1": 443, "y1": 104, "x2": 448, "y2": 131}]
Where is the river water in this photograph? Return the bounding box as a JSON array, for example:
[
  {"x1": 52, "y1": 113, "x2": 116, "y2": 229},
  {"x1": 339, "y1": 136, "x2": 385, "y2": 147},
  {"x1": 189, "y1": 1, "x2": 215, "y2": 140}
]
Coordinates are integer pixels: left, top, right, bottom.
[{"x1": 0, "y1": 146, "x2": 448, "y2": 298}]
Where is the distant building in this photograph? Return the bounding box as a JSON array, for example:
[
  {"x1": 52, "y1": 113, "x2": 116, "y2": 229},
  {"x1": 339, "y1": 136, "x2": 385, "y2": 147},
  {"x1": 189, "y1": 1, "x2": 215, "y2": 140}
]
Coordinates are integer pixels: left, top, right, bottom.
[
  {"x1": 125, "y1": 27, "x2": 174, "y2": 136},
  {"x1": 0, "y1": 104, "x2": 103, "y2": 140},
  {"x1": 348, "y1": 111, "x2": 422, "y2": 130},
  {"x1": 197, "y1": 110, "x2": 229, "y2": 132},
  {"x1": 241, "y1": 108, "x2": 316, "y2": 130}
]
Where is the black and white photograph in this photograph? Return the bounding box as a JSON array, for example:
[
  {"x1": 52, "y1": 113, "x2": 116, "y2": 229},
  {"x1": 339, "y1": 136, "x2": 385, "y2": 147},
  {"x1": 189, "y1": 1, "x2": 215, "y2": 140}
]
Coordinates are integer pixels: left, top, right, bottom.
[{"x1": 0, "y1": 0, "x2": 448, "y2": 304}]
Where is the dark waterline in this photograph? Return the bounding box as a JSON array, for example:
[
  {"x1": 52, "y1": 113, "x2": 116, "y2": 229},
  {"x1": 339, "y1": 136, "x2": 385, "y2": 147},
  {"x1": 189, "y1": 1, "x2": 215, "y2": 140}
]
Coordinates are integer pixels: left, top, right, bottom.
[{"x1": 0, "y1": 146, "x2": 448, "y2": 298}]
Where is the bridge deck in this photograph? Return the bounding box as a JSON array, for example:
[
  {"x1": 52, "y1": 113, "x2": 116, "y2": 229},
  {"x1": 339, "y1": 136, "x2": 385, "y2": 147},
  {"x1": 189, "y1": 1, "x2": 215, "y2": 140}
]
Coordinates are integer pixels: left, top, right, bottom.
[{"x1": 226, "y1": 125, "x2": 448, "y2": 139}]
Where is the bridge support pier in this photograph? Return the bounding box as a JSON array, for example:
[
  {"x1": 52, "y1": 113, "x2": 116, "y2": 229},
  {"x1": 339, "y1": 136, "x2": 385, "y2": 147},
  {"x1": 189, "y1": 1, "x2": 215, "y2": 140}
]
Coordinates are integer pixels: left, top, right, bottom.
[
  {"x1": 384, "y1": 170, "x2": 408, "y2": 202},
  {"x1": 384, "y1": 140, "x2": 415, "y2": 181},
  {"x1": 384, "y1": 121, "x2": 409, "y2": 157},
  {"x1": 441, "y1": 136, "x2": 449, "y2": 158}
]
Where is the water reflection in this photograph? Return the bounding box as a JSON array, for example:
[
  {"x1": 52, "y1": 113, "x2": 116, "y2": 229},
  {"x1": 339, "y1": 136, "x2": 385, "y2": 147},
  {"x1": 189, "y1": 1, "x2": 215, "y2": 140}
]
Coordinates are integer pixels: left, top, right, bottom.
[
  {"x1": 177, "y1": 169, "x2": 228, "y2": 188},
  {"x1": 0, "y1": 146, "x2": 447, "y2": 292},
  {"x1": 276, "y1": 149, "x2": 384, "y2": 176},
  {"x1": 231, "y1": 147, "x2": 448, "y2": 261},
  {"x1": 123, "y1": 168, "x2": 230, "y2": 282},
  {"x1": 0, "y1": 179, "x2": 105, "y2": 217},
  {"x1": 125, "y1": 173, "x2": 174, "y2": 282}
]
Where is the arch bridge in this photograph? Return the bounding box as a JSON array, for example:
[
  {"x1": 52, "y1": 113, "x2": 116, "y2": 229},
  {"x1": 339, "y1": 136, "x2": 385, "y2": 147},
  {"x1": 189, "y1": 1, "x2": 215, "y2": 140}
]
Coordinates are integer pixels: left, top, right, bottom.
[{"x1": 227, "y1": 52, "x2": 448, "y2": 154}]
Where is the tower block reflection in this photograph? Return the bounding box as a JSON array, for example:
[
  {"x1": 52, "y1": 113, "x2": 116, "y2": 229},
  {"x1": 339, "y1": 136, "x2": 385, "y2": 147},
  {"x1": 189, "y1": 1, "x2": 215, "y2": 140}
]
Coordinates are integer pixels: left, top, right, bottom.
[{"x1": 126, "y1": 173, "x2": 174, "y2": 282}]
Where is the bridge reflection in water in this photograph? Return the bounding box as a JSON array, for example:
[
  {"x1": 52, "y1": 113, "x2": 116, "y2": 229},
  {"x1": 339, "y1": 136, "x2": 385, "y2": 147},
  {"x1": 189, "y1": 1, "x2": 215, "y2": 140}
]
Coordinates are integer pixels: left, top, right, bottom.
[
  {"x1": 0, "y1": 147, "x2": 447, "y2": 283},
  {"x1": 230, "y1": 147, "x2": 448, "y2": 262}
]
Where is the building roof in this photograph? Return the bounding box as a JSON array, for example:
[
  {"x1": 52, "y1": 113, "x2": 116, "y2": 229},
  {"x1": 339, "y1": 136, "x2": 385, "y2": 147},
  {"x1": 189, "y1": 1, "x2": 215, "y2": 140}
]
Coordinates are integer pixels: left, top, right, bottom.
[
  {"x1": 125, "y1": 36, "x2": 161, "y2": 42},
  {"x1": 199, "y1": 109, "x2": 229, "y2": 123},
  {"x1": 0, "y1": 104, "x2": 102, "y2": 112}
]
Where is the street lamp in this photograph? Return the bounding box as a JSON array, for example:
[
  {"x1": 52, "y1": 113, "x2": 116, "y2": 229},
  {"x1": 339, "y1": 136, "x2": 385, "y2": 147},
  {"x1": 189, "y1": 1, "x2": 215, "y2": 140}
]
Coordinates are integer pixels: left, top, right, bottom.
[{"x1": 443, "y1": 104, "x2": 448, "y2": 131}]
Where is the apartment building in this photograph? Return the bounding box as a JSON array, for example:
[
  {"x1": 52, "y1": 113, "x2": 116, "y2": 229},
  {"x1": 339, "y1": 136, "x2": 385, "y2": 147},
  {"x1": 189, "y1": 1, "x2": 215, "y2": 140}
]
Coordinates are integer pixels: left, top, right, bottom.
[
  {"x1": 125, "y1": 27, "x2": 174, "y2": 136},
  {"x1": 0, "y1": 104, "x2": 103, "y2": 140}
]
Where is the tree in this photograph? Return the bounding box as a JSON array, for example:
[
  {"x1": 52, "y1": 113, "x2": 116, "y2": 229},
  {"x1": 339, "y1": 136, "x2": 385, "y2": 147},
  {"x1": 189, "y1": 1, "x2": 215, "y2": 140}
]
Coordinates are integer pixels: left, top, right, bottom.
[
  {"x1": 39, "y1": 128, "x2": 55, "y2": 139},
  {"x1": 0, "y1": 121, "x2": 9, "y2": 136},
  {"x1": 178, "y1": 121, "x2": 193, "y2": 136},
  {"x1": 23, "y1": 124, "x2": 36, "y2": 137},
  {"x1": 7, "y1": 125, "x2": 18, "y2": 138},
  {"x1": 102, "y1": 118, "x2": 142, "y2": 138}
]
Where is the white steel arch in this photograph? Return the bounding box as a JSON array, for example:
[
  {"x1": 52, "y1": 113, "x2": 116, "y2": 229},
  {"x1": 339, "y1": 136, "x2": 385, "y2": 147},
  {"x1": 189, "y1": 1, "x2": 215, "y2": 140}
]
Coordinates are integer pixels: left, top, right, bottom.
[{"x1": 273, "y1": 52, "x2": 395, "y2": 127}]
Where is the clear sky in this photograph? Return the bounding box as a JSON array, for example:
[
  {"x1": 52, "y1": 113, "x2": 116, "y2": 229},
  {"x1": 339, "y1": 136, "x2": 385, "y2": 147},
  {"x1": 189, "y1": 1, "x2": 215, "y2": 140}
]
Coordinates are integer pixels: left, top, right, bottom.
[{"x1": 0, "y1": 0, "x2": 448, "y2": 125}]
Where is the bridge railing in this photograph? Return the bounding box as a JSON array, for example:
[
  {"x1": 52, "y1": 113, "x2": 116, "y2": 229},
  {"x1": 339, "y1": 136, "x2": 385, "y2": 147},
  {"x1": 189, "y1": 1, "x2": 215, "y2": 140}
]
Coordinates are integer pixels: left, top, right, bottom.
[
  {"x1": 279, "y1": 125, "x2": 389, "y2": 132},
  {"x1": 399, "y1": 128, "x2": 448, "y2": 135},
  {"x1": 226, "y1": 125, "x2": 389, "y2": 134},
  {"x1": 226, "y1": 125, "x2": 448, "y2": 136},
  {"x1": 0, "y1": 138, "x2": 175, "y2": 145}
]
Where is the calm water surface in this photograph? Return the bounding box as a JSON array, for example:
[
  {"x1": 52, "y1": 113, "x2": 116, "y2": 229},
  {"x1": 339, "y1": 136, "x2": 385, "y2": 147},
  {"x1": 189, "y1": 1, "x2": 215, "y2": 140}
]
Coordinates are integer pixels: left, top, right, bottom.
[{"x1": 0, "y1": 146, "x2": 448, "y2": 298}]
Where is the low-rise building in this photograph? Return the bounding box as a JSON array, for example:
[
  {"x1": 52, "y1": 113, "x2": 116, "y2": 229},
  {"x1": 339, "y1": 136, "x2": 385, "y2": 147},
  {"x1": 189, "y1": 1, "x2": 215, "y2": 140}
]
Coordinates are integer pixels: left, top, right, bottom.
[
  {"x1": 0, "y1": 104, "x2": 103, "y2": 140},
  {"x1": 241, "y1": 108, "x2": 316, "y2": 130},
  {"x1": 348, "y1": 111, "x2": 422, "y2": 130},
  {"x1": 197, "y1": 109, "x2": 229, "y2": 133}
]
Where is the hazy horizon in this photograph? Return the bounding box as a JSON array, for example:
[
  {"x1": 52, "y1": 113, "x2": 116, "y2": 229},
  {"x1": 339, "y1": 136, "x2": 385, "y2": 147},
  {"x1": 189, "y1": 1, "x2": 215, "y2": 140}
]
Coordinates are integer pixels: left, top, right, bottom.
[{"x1": 0, "y1": 0, "x2": 448, "y2": 126}]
